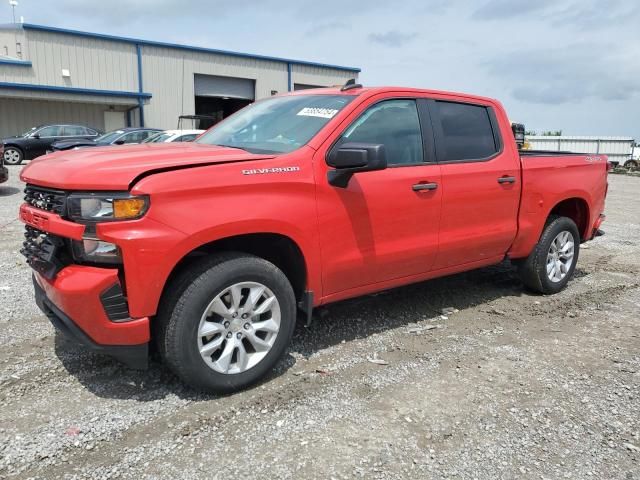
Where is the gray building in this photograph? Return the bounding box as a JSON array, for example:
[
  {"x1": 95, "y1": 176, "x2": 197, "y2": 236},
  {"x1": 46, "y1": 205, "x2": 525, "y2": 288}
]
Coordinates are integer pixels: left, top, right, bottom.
[{"x1": 0, "y1": 23, "x2": 360, "y2": 136}]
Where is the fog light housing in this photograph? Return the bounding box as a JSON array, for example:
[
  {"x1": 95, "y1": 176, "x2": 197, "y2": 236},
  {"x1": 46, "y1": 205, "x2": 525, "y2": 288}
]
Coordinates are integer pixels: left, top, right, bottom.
[{"x1": 72, "y1": 239, "x2": 122, "y2": 264}]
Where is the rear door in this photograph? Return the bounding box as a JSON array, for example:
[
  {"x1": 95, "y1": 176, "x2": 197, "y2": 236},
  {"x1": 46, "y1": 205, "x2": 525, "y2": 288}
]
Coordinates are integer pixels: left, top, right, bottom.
[
  {"x1": 314, "y1": 96, "x2": 442, "y2": 296},
  {"x1": 63, "y1": 125, "x2": 92, "y2": 140},
  {"x1": 428, "y1": 99, "x2": 521, "y2": 269}
]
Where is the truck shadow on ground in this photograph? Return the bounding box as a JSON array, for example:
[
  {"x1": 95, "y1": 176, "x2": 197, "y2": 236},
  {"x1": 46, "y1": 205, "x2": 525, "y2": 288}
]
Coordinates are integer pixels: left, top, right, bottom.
[
  {"x1": 0, "y1": 186, "x2": 20, "y2": 197},
  {"x1": 53, "y1": 260, "x2": 536, "y2": 401}
]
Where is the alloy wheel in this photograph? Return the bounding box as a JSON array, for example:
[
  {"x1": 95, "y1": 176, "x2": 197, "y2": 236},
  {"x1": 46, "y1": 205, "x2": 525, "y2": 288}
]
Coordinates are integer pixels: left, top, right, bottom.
[
  {"x1": 197, "y1": 282, "x2": 281, "y2": 374},
  {"x1": 3, "y1": 148, "x2": 22, "y2": 165},
  {"x1": 546, "y1": 230, "x2": 575, "y2": 282}
]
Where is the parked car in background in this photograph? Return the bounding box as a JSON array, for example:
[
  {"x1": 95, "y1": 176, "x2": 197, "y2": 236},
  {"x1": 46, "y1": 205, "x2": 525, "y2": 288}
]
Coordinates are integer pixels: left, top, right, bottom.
[
  {"x1": 0, "y1": 145, "x2": 8, "y2": 183},
  {"x1": 49, "y1": 128, "x2": 162, "y2": 152},
  {"x1": 2, "y1": 124, "x2": 101, "y2": 165},
  {"x1": 143, "y1": 130, "x2": 204, "y2": 144}
]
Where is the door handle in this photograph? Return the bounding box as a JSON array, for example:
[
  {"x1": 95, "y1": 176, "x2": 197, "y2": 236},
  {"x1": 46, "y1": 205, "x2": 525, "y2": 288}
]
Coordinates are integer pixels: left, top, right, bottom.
[
  {"x1": 412, "y1": 182, "x2": 438, "y2": 191},
  {"x1": 497, "y1": 176, "x2": 516, "y2": 184}
]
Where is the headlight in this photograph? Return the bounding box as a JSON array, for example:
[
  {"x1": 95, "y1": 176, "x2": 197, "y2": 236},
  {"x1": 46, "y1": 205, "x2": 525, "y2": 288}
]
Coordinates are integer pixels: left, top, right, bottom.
[
  {"x1": 67, "y1": 194, "x2": 149, "y2": 222},
  {"x1": 72, "y1": 239, "x2": 122, "y2": 264}
]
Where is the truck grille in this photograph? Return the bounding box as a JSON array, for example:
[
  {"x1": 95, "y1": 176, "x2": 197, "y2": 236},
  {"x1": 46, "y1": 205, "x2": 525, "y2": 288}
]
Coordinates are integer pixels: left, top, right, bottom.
[
  {"x1": 24, "y1": 185, "x2": 67, "y2": 216},
  {"x1": 20, "y1": 226, "x2": 66, "y2": 279}
]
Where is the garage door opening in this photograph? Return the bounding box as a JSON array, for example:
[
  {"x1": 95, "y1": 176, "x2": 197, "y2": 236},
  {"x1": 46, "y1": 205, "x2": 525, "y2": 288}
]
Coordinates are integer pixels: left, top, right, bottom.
[{"x1": 194, "y1": 74, "x2": 255, "y2": 130}]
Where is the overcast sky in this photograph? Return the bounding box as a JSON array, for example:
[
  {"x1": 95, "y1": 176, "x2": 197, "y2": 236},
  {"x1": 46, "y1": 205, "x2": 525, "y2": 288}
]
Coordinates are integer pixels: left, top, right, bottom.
[{"x1": 4, "y1": 0, "x2": 640, "y2": 140}]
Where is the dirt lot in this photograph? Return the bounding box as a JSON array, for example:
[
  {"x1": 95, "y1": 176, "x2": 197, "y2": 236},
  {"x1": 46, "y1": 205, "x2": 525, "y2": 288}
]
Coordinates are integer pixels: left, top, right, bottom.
[{"x1": 0, "y1": 167, "x2": 638, "y2": 479}]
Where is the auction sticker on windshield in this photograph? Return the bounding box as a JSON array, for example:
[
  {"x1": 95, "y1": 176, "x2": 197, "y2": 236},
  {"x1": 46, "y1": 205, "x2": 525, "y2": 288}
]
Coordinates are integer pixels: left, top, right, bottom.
[{"x1": 297, "y1": 107, "x2": 339, "y2": 119}]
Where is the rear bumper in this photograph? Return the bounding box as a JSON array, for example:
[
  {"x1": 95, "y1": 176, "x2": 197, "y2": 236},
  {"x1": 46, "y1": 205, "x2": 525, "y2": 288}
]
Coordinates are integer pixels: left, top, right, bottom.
[
  {"x1": 590, "y1": 214, "x2": 606, "y2": 240},
  {"x1": 33, "y1": 269, "x2": 150, "y2": 369}
]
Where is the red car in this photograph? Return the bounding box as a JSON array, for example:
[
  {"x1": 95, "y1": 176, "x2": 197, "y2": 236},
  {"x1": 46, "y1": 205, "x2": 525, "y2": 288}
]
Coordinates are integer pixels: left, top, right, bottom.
[{"x1": 19, "y1": 83, "x2": 608, "y2": 393}]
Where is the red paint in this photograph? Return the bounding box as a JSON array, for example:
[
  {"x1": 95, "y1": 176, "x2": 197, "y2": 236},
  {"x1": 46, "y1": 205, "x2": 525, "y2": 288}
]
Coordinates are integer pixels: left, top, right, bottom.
[
  {"x1": 34, "y1": 267, "x2": 149, "y2": 345},
  {"x1": 19, "y1": 86, "x2": 608, "y2": 349},
  {"x1": 20, "y1": 204, "x2": 85, "y2": 240}
]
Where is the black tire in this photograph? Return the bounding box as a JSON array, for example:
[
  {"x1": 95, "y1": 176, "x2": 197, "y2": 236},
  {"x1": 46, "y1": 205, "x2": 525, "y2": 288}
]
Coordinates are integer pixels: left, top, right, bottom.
[
  {"x1": 518, "y1": 215, "x2": 580, "y2": 294},
  {"x1": 625, "y1": 160, "x2": 638, "y2": 170},
  {"x1": 156, "y1": 252, "x2": 296, "y2": 393},
  {"x1": 3, "y1": 146, "x2": 24, "y2": 165}
]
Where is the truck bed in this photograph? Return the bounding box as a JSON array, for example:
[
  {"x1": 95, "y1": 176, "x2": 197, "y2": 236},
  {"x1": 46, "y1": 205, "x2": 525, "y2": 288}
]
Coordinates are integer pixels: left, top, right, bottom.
[{"x1": 508, "y1": 152, "x2": 609, "y2": 259}]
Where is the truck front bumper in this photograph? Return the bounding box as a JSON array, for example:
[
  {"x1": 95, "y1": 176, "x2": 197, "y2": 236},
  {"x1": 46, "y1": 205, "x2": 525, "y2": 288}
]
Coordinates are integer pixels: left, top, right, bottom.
[{"x1": 33, "y1": 268, "x2": 150, "y2": 369}]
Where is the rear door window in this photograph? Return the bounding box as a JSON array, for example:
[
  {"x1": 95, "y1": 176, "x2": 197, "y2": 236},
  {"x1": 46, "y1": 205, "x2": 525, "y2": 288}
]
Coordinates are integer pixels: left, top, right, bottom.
[
  {"x1": 433, "y1": 101, "x2": 498, "y2": 162},
  {"x1": 63, "y1": 126, "x2": 85, "y2": 136}
]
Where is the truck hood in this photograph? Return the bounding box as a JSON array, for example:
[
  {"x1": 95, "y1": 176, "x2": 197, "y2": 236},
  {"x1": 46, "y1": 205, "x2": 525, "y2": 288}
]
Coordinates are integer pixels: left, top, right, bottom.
[{"x1": 21, "y1": 142, "x2": 275, "y2": 190}]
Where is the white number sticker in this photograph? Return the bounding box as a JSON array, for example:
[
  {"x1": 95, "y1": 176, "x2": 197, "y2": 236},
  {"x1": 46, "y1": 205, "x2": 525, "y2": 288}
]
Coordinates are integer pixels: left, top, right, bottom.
[{"x1": 297, "y1": 107, "x2": 339, "y2": 119}]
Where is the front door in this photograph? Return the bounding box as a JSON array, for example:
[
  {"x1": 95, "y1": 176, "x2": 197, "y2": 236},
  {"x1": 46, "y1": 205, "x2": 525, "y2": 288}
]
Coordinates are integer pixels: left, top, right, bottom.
[
  {"x1": 28, "y1": 125, "x2": 65, "y2": 158},
  {"x1": 315, "y1": 97, "x2": 442, "y2": 296}
]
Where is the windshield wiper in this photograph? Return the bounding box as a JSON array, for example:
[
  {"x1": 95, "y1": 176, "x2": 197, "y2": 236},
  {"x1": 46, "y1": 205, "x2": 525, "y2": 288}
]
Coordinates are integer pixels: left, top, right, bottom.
[{"x1": 213, "y1": 144, "x2": 248, "y2": 152}]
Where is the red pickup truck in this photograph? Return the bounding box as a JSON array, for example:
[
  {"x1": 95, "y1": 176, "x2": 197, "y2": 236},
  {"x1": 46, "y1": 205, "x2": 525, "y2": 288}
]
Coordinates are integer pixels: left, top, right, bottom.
[{"x1": 19, "y1": 84, "x2": 608, "y2": 393}]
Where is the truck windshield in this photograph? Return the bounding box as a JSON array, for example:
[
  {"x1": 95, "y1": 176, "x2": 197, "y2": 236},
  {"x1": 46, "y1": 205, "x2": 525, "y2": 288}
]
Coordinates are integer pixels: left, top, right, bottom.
[{"x1": 196, "y1": 94, "x2": 355, "y2": 154}]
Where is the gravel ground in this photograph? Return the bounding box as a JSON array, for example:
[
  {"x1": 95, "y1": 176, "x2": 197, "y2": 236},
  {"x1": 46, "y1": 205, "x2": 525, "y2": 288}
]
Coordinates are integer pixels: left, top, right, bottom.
[{"x1": 0, "y1": 166, "x2": 638, "y2": 479}]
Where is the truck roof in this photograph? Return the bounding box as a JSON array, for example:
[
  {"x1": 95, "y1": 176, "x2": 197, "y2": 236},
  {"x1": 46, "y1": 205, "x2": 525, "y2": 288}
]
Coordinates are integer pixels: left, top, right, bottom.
[{"x1": 286, "y1": 86, "x2": 499, "y2": 105}]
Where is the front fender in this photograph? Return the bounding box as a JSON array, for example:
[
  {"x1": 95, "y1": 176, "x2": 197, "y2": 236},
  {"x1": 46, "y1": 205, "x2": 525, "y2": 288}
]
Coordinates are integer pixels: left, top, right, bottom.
[{"x1": 112, "y1": 157, "x2": 321, "y2": 316}]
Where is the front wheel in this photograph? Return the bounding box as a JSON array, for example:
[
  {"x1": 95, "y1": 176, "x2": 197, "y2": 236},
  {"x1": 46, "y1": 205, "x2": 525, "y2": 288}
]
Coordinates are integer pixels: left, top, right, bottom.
[
  {"x1": 157, "y1": 253, "x2": 296, "y2": 393},
  {"x1": 3, "y1": 146, "x2": 23, "y2": 165},
  {"x1": 518, "y1": 216, "x2": 580, "y2": 294}
]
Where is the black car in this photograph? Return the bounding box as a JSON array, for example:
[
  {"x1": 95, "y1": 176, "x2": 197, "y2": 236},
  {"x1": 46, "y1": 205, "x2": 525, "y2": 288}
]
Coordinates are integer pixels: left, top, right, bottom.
[
  {"x1": 50, "y1": 127, "x2": 162, "y2": 152},
  {"x1": 0, "y1": 146, "x2": 8, "y2": 184},
  {"x1": 2, "y1": 124, "x2": 101, "y2": 165}
]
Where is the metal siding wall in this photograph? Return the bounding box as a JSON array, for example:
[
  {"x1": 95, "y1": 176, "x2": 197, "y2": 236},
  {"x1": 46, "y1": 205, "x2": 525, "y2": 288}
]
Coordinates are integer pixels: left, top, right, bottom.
[
  {"x1": 291, "y1": 64, "x2": 356, "y2": 89},
  {"x1": 141, "y1": 45, "x2": 290, "y2": 129},
  {"x1": 0, "y1": 97, "x2": 106, "y2": 137},
  {"x1": 0, "y1": 27, "x2": 27, "y2": 61},
  {"x1": 1, "y1": 28, "x2": 360, "y2": 131},
  {"x1": 527, "y1": 137, "x2": 634, "y2": 156},
  {"x1": 0, "y1": 30, "x2": 138, "y2": 90}
]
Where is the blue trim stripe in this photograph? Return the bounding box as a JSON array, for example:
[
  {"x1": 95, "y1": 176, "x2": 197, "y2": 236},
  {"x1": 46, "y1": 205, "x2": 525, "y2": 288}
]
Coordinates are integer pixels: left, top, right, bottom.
[
  {"x1": 0, "y1": 58, "x2": 32, "y2": 67},
  {"x1": 0, "y1": 81, "x2": 152, "y2": 99},
  {"x1": 21, "y1": 23, "x2": 361, "y2": 73}
]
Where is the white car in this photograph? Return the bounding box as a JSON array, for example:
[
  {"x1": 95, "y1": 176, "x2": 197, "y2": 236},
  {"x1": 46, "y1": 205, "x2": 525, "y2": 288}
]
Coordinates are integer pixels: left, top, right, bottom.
[{"x1": 143, "y1": 129, "x2": 204, "y2": 144}]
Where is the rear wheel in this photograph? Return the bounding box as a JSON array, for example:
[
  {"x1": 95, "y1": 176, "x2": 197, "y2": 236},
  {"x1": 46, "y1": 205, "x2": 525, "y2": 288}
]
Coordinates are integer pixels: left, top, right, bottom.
[
  {"x1": 3, "y1": 146, "x2": 23, "y2": 165},
  {"x1": 157, "y1": 253, "x2": 296, "y2": 393},
  {"x1": 518, "y1": 216, "x2": 580, "y2": 294},
  {"x1": 625, "y1": 159, "x2": 638, "y2": 170}
]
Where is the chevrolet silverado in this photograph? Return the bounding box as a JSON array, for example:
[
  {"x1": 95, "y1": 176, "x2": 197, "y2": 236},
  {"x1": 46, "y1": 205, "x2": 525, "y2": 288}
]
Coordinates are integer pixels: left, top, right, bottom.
[{"x1": 19, "y1": 83, "x2": 608, "y2": 392}]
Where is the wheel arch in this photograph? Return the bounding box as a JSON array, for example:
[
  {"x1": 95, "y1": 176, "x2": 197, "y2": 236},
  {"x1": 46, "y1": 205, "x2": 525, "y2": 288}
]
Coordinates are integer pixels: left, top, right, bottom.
[
  {"x1": 547, "y1": 197, "x2": 590, "y2": 240},
  {"x1": 162, "y1": 232, "x2": 309, "y2": 304},
  {"x1": 3, "y1": 144, "x2": 24, "y2": 154}
]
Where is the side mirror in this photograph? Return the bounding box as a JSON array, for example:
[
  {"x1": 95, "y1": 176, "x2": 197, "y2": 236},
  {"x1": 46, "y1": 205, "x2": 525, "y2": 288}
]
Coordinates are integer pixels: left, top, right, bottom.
[
  {"x1": 113, "y1": 140, "x2": 125, "y2": 145},
  {"x1": 32, "y1": 133, "x2": 40, "y2": 139},
  {"x1": 326, "y1": 142, "x2": 387, "y2": 188}
]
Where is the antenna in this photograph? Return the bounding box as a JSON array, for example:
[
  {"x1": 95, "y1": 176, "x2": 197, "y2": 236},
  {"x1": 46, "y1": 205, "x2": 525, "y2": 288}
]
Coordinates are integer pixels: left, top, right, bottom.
[
  {"x1": 341, "y1": 78, "x2": 363, "y2": 91},
  {"x1": 9, "y1": 0, "x2": 18, "y2": 24}
]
